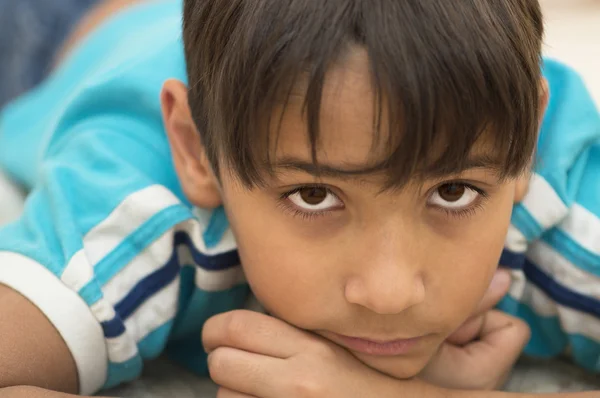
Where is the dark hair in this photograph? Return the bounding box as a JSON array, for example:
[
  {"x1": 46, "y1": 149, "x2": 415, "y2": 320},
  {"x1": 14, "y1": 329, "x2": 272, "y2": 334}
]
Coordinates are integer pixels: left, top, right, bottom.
[{"x1": 183, "y1": 0, "x2": 544, "y2": 188}]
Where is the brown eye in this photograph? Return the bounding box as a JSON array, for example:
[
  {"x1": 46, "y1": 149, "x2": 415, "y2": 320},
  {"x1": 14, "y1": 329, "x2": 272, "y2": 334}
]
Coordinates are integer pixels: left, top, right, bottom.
[
  {"x1": 428, "y1": 182, "x2": 480, "y2": 210},
  {"x1": 299, "y1": 187, "x2": 328, "y2": 205},
  {"x1": 286, "y1": 186, "x2": 343, "y2": 212},
  {"x1": 437, "y1": 184, "x2": 466, "y2": 202}
]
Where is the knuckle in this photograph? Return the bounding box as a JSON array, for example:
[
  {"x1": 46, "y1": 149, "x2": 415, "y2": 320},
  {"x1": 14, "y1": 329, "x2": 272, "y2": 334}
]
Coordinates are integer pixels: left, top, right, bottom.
[
  {"x1": 207, "y1": 348, "x2": 229, "y2": 383},
  {"x1": 514, "y1": 318, "x2": 531, "y2": 339},
  {"x1": 307, "y1": 338, "x2": 337, "y2": 359},
  {"x1": 291, "y1": 376, "x2": 326, "y2": 398},
  {"x1": 223, "y1": 310, "x2": 250, "y2": 343}
]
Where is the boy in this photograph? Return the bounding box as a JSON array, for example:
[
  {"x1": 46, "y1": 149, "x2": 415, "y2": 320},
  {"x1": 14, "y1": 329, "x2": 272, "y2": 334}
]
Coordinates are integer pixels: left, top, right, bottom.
[{"x1": 0, "y1": 0, "x2": 598, "y2": 397}]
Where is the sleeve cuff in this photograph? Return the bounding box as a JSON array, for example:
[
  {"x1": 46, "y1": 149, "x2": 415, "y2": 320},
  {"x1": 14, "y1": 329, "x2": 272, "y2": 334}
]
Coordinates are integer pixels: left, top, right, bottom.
[{"x1": 0, "y1": 252, "x2": 107, "y2": 395}]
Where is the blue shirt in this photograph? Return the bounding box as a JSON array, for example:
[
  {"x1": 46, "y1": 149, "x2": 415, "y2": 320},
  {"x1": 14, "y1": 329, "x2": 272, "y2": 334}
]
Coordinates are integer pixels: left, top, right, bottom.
[{"x1": 0, "y1": 0, "x2": 598, "y2": 393}]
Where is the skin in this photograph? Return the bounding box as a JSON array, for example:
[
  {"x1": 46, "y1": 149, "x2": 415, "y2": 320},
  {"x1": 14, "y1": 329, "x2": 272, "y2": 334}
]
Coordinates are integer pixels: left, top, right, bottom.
[
  {"x1": 166, "y1": 49, "x2": 530, "y2": 380},
  {"x1": 0, "y1": 1, "x2": 596, "y2": 397}
]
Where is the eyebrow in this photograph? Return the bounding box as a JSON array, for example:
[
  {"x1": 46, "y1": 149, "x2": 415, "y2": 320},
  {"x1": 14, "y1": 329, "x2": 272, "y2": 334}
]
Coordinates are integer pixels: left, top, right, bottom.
[{"x1": 274, "y1": 154, "x2": 503, "y2": 180}]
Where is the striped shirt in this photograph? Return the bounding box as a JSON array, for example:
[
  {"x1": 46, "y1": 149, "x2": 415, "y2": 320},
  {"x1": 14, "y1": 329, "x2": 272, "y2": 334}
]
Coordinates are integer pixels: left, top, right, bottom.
[
  {"x1": 499, "y1": 59, "x2": 600, "y2": 372},
  {"x1": 0, "y1": 1, "x2": 597, "y2": 394}
]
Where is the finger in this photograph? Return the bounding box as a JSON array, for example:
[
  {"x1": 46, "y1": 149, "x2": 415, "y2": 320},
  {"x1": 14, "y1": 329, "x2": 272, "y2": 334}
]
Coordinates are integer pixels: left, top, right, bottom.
[
  {"x1": 422, "y1": 311, "x2": 529, "y2": 390},
  {"x1": 203, "y1": 310, "x2": 313, "y2": 358},
  {"x1": 473, "y1": 269, "x2": 511, "y2": 315},
  {"x1": 217, "y1": 387, "x2": 258, "y2": 398},
  {"x1": 447, "y1": 270, "x2": 511, "y2": 346},
  {"x1": 465, "y1": 310, "x2": 530, "y2": 374},
  {"x1": 208, "y1": 346, "x2": 283, "y2": 398},
  {"x1": 446, "y1": 314, "x2": 485, "y2": 346}
]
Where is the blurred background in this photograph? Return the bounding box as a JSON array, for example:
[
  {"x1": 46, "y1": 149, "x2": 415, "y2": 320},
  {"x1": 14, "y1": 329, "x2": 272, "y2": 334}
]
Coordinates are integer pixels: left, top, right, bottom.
[{"x1": 0, "y1": 0, "x2": 599, "y2": 106}]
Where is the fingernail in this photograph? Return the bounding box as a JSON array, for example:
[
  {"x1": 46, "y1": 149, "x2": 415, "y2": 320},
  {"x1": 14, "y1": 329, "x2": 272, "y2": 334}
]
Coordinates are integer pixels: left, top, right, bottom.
[{"x1": 491, "y1": 270, "x2": 511, "y2": 291}]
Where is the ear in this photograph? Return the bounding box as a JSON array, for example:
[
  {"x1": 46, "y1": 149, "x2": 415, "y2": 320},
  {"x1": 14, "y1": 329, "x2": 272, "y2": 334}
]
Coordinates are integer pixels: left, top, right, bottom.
[
  {"x1": 161, "y1": 79, "x2": 222, "y2": 208},
  {"x1": 514, "y1": 78, "x2": 550, "y2": 203}
]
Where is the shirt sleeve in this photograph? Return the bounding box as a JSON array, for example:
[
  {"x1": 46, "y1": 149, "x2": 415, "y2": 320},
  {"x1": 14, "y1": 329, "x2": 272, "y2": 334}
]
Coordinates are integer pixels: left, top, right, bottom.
[
  {"x1": 0, "y1": 119, "x2": 194, "y2": 394},
  {"x1": 502, "y1": 58, "x2": 600, "y2": 268},
  {"x1": 499, "y1": 59, "x2": 600, "y2": 373}
]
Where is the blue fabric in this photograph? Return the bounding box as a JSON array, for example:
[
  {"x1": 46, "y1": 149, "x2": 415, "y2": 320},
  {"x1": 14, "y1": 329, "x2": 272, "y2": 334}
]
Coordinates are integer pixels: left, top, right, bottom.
[
  {"x1": 0, "y1": 1, "x2": 250, "y2": 392},
  {"x1": 500, "y1": 59, "x2": 600, "y2": 373},
  {"x1": 0, "y1": 0, "x2": 598, "y2": 390}
]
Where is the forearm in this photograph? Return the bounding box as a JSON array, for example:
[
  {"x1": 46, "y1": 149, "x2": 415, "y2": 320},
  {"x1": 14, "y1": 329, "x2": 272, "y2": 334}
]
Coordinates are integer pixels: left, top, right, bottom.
[
  {"x1": 0, "y1": 386, "x2": 112, "y2": 398},
  {"x1": 444, "y1": 390, "x2": 600, "y2": 398},
  {"x1": 378, "y1": 378, "x2": 599, "y2": 398},
  {"x1": 0, "y1": 284, "x2": 78, "y2": 393}
]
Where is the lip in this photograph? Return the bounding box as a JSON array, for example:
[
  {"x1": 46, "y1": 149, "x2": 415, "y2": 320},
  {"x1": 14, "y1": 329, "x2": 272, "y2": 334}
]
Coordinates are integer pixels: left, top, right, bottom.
[{"x1": 331, "y1": 333, "x2": 423, "y2": 356}]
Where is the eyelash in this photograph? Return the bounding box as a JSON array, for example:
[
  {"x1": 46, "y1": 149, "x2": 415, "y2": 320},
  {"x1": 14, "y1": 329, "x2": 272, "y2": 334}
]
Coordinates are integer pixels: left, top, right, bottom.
[
  {"x1": 279, "y1": 185, "x2": 340, "y2": 221},
  {"x1": 279, "y1": 183, "x2": 489, "y2": 221}
]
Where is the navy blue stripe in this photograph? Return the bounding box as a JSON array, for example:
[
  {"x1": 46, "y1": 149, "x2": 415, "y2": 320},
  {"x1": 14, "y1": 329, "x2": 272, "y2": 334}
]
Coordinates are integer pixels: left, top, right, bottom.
[
  {"x1": 111, "y1": 231, "x2": 241, "y2": 325},
  {"x1": 500, "y1": 249, "x2": 526, "y2": 270},
  {"x1": 115, "y1": 251, "x2": 180, "y2": 320},
  {"x1": 523, "y1": 259, "x2": 600, "y2": 318},
  {"x1": 174, "y1": 231, "x2": 240, "y2": 270},
  {"x1": 102, "y1": 316, "x2": 127, "y2": 338}
]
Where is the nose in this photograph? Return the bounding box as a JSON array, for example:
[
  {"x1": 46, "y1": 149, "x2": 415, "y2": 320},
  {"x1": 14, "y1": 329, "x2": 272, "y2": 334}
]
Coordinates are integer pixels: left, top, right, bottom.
[{"x1": 344, "y1": 235, "x2": 426, "y2": 315}]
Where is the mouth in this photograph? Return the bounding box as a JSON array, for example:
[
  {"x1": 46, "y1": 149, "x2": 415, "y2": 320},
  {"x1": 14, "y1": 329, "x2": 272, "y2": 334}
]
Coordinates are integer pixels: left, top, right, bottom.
[{"x1": 328, "y1": 332, "x2": 424, "y2": 356}]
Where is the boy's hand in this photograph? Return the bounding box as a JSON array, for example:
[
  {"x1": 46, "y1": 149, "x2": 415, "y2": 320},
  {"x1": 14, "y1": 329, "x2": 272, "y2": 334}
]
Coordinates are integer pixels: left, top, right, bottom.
[
  {"x1": 202, "y1": 310, "x2": 441, "y2": 398},
  {"x1": 419, "y1": 310, "x2": 530, "y2": 390},
  {"x1": 446, "y1": 269, "x2": 512, "y2": 346},
  {"x1": 419, "y1": 269, "x2": 531, "y2": 390}
]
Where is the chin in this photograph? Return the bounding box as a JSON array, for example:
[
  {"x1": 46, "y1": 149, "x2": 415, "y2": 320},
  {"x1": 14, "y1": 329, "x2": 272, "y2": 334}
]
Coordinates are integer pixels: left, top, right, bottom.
[{"x1": 354, "y1": 351, "x2": 434, "y2": 380}]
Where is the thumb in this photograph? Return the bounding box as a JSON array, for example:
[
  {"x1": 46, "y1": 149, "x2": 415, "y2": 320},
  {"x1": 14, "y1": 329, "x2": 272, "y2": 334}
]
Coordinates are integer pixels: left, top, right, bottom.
[
  {"x1": 475, "y1": 269, "x2": 511, "y2": 314},
  {"x1": 446, "y1": 269, "x2": 511, "y2": 346}
]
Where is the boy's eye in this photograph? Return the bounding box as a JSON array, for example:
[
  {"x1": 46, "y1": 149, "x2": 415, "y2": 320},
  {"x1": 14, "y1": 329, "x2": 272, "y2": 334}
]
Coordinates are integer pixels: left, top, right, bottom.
[
  {"x1": 428, "y1": 183, "x2": 480, "y2": 209},
  {"x1": 286, "y1": 186, "x2": 343, "y2": 211}
]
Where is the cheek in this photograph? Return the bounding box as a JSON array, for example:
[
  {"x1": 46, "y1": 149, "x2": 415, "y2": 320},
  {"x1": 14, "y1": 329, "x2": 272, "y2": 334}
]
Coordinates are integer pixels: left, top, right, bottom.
[
  {"x1": 425, "y1": 193, "x2": 513, "y2": 331},
  {"x1": 223, "y1": 192, "x2": 339, "y2": 329}
]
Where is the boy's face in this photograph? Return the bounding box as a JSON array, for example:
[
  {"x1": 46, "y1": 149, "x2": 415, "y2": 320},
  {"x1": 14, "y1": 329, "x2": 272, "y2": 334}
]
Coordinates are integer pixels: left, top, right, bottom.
[{"x1": 163, "y1": 51, "x2": 533, "y2": 379}]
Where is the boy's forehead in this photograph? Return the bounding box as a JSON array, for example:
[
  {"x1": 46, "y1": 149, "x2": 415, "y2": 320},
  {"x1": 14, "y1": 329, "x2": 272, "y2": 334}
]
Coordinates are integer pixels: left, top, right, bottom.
[
  {"x1": 266, "y1": 50, "x2": 504, "y2": 182},
  {"x1": 271, "y1": 48, "x2": 392, "y2": 171}
]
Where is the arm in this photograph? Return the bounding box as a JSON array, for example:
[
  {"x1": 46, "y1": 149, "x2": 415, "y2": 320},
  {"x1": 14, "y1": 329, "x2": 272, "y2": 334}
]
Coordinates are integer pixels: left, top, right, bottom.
[
  {"x1": 0, "y1": 284, "x2": 111, "y2": 397},
  {"x1": 448, "y1": 392, "x2": 600, "y2": 398},
  {"x1": 202, "y1": 310, "x2": 599, "y2": 398},
  {"x1": 0, "y1": 284, "x2": 78, "y2": 393},
  {"x1": 371, "y1": 377, "x2": 600, "y2": 398}
]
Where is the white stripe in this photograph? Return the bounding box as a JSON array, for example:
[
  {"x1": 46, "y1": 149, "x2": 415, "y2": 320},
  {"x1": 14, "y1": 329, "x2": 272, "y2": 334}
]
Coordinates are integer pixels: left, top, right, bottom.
[
  {"x1": 507, "y1": 269, "x2": 530, "y2": 303},
  {"x1": 178, "y1": 241, "x2": 245, "y2": 292},
  {"x1": 105, "y1": 334, "x2": 139, "y2": 364},
  {"x1": 521, "y1": 173, "x2": 569, "y2": 230},
  {"x1": 103, "y1": 215, "x2": 241, "y2": 304},
  {"x1": 90, "y1": 300, "x2": 140, "y2": 365},
  {"x1": 181, "y1": 217, "x2": 238, "y2": 257},
  {"x1": 90, "y1": 299, "x2": 118, "y2": 323},
  {"x1": 508, "y1": 280, "x2": 600, "y2": 342},
  {"x1": 0, "y1": 252, "x2": 107, "y2": 395},
  {"x1": 558, "y1": 305, "x2": 600, "y2": 342},
  {"x1": 83, "y1": 185, "x2": 181, "y2": 265},
  {"x1": 124, "y1": 277, "x2": 180, "y2": 343},
  {"x1": 102, "y1": 231, "x2": 174, "y2": 304},
  {"x1": 505, "y1": 225, "x2": 528, "y2": 253},
  {"x1": 194, "y1": 264, "x2": 246, "y2": 292},
  {"x1": 560, "y1": 203, "x2": 600, "y2": 257},
  {"x1": 61, "y1": 250, "x2": 94, "y2": 291},
  {"x1": 528, "y1": 241, "x2": 600, "y2": 299},
  {"x1": 100, "y1": 214, "x2": 243, "y2": 346}
]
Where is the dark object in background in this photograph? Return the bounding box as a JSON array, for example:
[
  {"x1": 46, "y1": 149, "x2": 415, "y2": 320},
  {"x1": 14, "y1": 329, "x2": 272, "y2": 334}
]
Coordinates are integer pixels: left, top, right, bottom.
[{"x1": 0, "y1": 0, "x2": 98, "y2": 108}]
